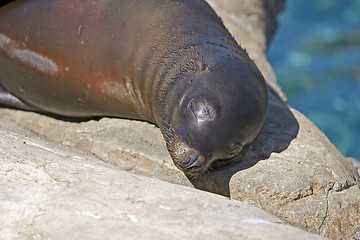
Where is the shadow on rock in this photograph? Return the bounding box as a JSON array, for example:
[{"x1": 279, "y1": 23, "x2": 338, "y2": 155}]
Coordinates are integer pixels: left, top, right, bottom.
[{"x1": 190, "y1": 86, "x2": 300, "y2": 196}]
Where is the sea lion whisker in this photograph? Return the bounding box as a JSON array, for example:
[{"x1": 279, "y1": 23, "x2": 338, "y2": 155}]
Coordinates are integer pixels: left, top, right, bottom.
[
  {"x1": 163, "y1": 124, "x2": 181, "y2": 143},
  {"x1": 159, "y1": 118, "x2": 177, "y2": 135},
  {"x1": 163, "y1": 127, "x2": 177, "y2": 139}
]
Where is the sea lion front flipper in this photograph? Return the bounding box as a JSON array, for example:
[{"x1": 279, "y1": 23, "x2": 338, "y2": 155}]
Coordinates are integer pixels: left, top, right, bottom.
[{"x1": 0, "y1": 84, "x2": 39, "y2": 111}]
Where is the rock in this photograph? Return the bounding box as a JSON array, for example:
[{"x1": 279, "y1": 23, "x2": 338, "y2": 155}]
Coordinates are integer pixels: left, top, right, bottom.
[
  {"x1": 348, "y1": 157, "x2": 360, "y2": 177},
  {"x1": 206, "y1": 1, "x2": 360, "y2": 239},
  {"x1": 1, "y1": 97, "x2": 359, "y2": 240},
  {"x1": 191, "y1": 106, "x2": 360, "y2": 240},
  {"x1": 0, "y1": 125, "x2": 326, "y2": 240},
  {"x1": 0, "y1": 0, "x2": 359, "y2": 240},
  {"x1": 0, "y1": 108, "x2": 190, "y2": 187},
  {"x1": 227, "y1": 110, "x2": 359, "y2": 237}
]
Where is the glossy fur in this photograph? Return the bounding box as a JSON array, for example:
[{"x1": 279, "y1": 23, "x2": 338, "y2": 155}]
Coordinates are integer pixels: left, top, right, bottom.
[{"x1": 0, "y1": 0, "x2": 268, "y2": 176}]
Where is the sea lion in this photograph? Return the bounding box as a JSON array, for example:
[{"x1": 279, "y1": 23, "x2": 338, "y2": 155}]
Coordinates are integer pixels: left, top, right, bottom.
[{"x1": 0, "y1": 0, "x2": 268, "y2": 176}]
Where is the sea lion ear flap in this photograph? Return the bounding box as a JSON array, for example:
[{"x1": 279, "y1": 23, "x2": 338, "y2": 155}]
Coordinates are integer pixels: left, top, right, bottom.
[
  {"x1": 194, "y1": 60, "x2": 208, "y2": 73},
  {"x1": 187, "y1": 97, "x2": 217, "y2": 123}
]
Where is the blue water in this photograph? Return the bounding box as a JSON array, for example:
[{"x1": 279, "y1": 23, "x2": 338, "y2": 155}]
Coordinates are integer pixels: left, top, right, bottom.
[{"x1": 268, "y1": 0, "x2": 360, "y2": 159}]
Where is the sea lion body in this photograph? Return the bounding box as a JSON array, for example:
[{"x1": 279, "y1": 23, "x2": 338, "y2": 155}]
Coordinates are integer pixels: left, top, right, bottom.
[{"x1": 0, "y1": 0, "x2": 268, "y2": 176}]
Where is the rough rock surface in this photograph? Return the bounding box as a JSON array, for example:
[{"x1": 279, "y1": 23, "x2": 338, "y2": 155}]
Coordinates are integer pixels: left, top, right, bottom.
[
  {"x1": 207, "y1": 1, "x2": 360, "y2": 239},
  {"x1": 0, "y1": 0, "x2": 359, "y2": 240},
  {"x1": 0, "y1": 126, "x2": 326, "y2": 240},
  {"x1": 349, "y1": 157, "x2": 360, "y2": 177}
]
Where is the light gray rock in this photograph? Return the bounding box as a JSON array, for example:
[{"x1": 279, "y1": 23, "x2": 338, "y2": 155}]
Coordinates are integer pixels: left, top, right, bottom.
[
  {"x1": 0, "y1": 0, "x2": 359, "y2": 240},
  {"x1": 348, "y1": 157, "x2": 360, "y2": 177},
  {"x1": 0, "y1": 125, "x2": 326, "y2": 240},
  {"x1": 205, "y1": 1, "x2": 360, "y2": 239},
  {"x1": 1, "y1": 99, "x2": 358, "y2": 240},
  {"x1": 196, "y1": 109, "x2": 360, "y2": 237},
  {"x1": 0, "y1": 108, "x2": 189, "y2": 186}
]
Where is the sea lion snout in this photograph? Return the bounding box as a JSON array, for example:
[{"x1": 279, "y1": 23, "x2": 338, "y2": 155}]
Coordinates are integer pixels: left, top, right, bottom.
[
  {"x1": 184, "y1": 152, "x2": 202, "y2": 169},
  {"x1": 175, "y1": 145, "x2": 207, "y2": 172},
  {"x1": 162, "y1": 126, "x2": 210, "y2": 176}
]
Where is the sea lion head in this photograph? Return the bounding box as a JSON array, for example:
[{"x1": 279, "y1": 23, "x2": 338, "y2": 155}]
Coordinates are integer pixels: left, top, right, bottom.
[{"x1": 161, "y1": 52, "x2": 268, "y2": 177}]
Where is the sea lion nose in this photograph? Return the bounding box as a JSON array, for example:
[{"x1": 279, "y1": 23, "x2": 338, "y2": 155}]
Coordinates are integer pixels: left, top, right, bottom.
[{"x1": 184, "y1": 152, "x2": 202, "y2": 169}]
